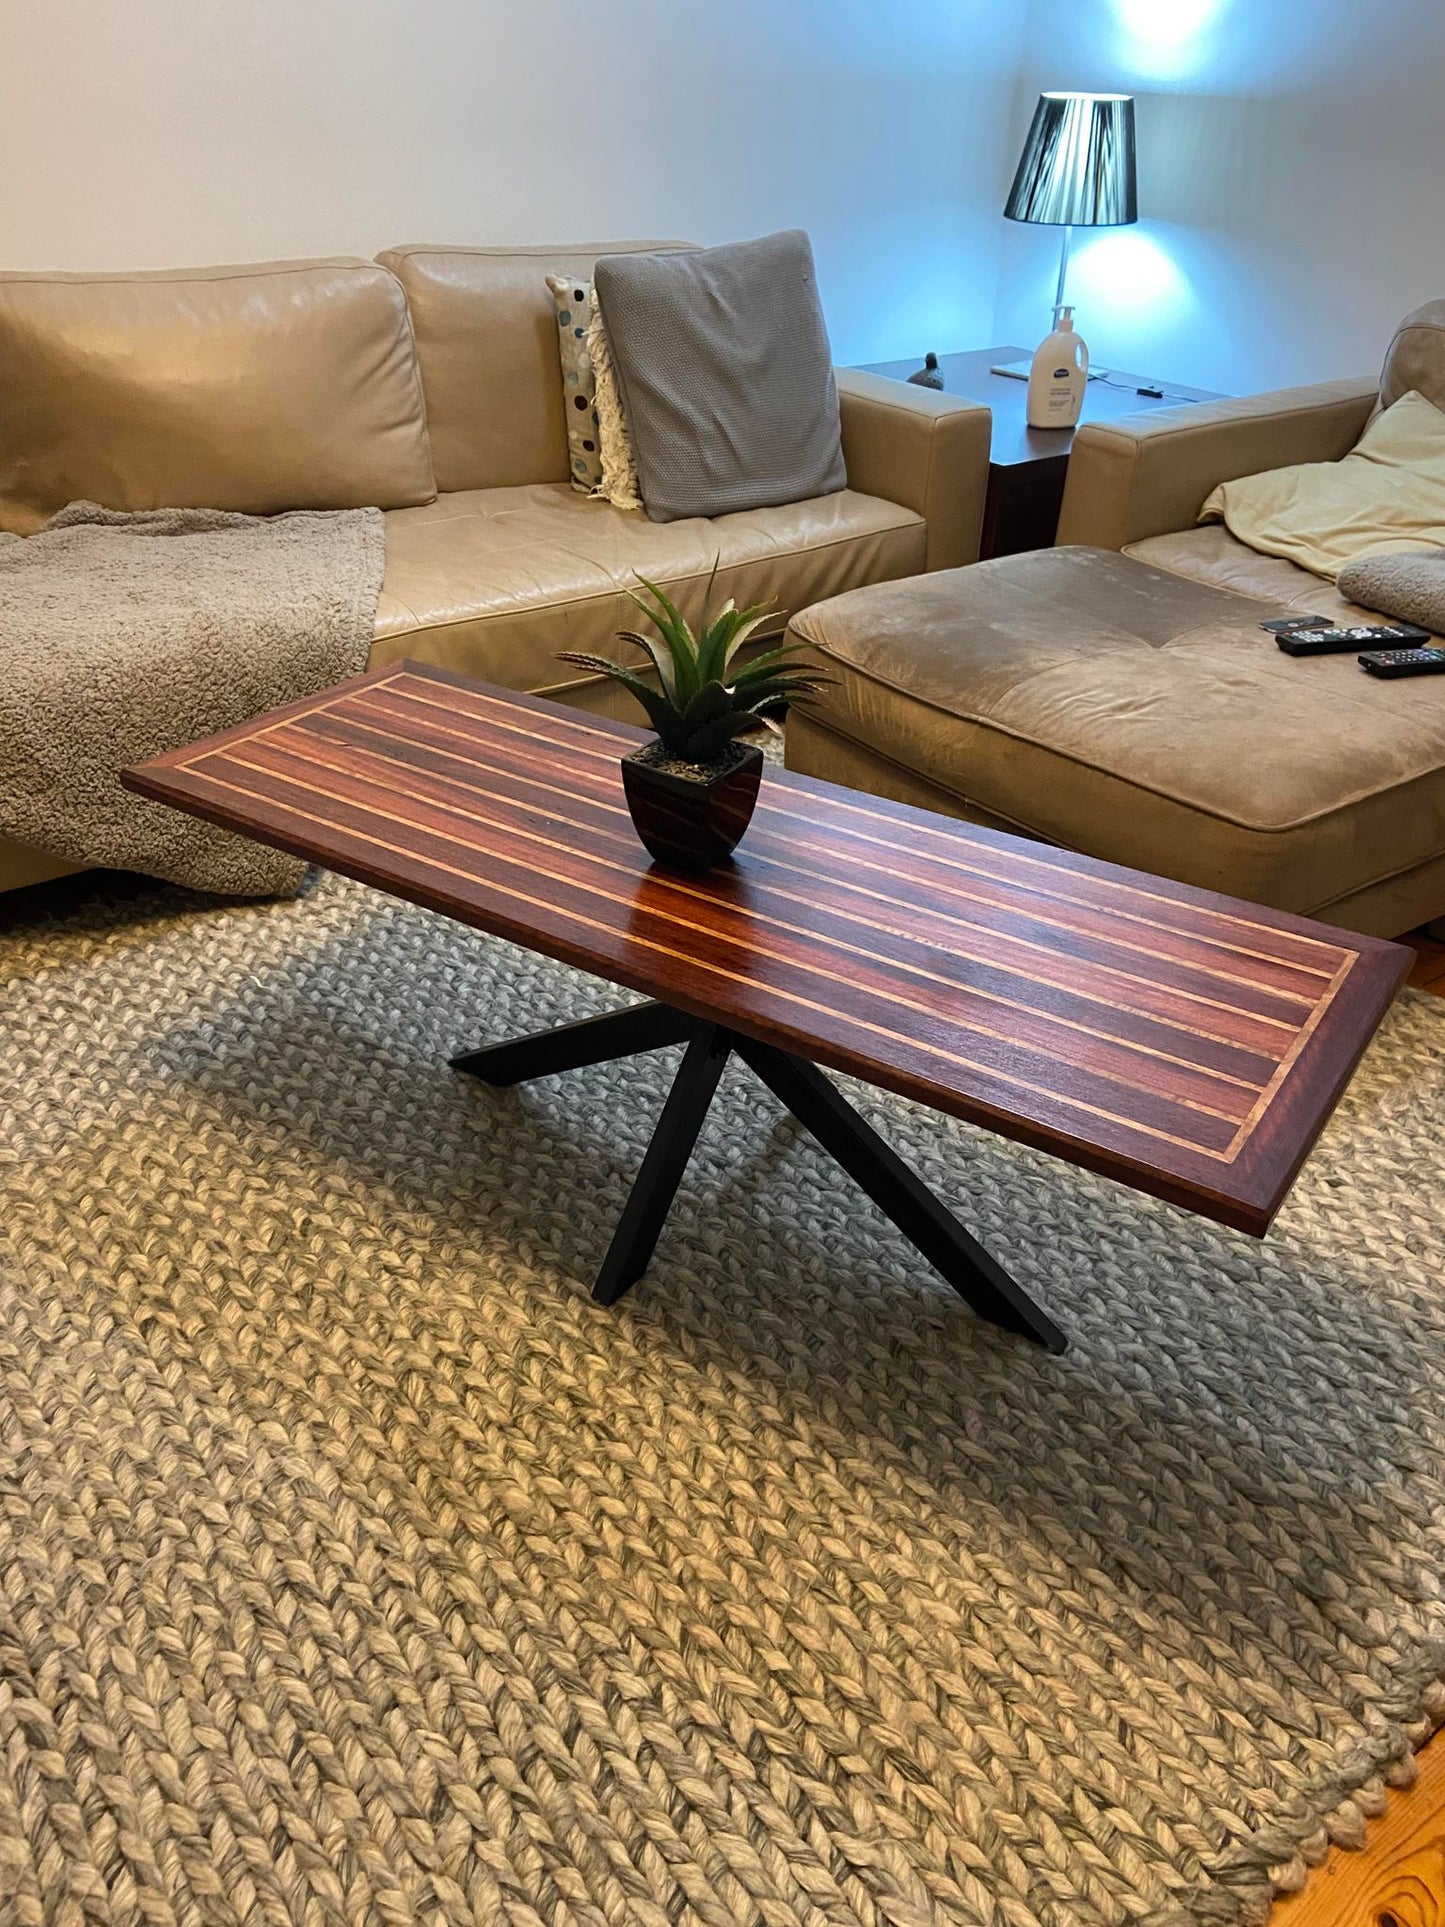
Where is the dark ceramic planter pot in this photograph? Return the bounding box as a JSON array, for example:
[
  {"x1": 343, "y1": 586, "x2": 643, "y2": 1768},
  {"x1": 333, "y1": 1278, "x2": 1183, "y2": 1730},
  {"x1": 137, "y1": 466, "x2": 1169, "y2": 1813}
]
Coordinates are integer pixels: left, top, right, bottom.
[{"x1": 621, "y1": 739, "x2": 764, "y2": 872}]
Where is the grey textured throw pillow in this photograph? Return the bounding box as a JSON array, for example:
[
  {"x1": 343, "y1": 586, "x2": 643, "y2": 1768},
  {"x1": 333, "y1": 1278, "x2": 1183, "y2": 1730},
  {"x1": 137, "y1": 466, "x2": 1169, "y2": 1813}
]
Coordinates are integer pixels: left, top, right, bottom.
[{"x1": 592, "y1": 231, "x2": 847, "y2": 523}]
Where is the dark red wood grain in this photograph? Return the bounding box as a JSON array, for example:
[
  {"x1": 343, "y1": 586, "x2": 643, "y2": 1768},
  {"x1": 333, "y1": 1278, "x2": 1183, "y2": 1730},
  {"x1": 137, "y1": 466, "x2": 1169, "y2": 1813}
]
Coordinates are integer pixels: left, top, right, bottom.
[{"x1": 123, "y1": 662, "x2": 1410, "y2": 1235}]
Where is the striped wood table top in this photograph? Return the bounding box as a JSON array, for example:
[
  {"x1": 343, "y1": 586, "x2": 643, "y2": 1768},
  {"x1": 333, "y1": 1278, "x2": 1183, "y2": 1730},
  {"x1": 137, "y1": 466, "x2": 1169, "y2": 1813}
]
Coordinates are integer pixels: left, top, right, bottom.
[{"x1": 124, "y1": 662, "x2": 1410, "y2": 1235}]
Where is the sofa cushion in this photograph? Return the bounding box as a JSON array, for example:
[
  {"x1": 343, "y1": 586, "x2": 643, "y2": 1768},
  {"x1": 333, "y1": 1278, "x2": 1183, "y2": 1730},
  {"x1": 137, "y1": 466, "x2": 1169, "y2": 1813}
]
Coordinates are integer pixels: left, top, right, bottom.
[
  {"x1": 376, "y1": 243, "x2": 692, "y2": 494},
  {"x1": 593, "y1": 230, "x2": 846, "y2": 523},
  {"x1": 1124, "y1": 525, "x2": 1359, "y2": 619},
  {"x1": 1123, "y1": 523, "x2": 1445, "y2": 639},
  {"x1": 787, "y1": 545, "x2": 1445, "y2": 924},
  {"x1": 0, "y1": 259, "x2": 436, "y2": 535},
  {"x1": 369, "y1": 483, "x2": 925, "y2": 699},
  {"x1": 1379, "y1": 297, "x2": 1445, "y2": 415}
]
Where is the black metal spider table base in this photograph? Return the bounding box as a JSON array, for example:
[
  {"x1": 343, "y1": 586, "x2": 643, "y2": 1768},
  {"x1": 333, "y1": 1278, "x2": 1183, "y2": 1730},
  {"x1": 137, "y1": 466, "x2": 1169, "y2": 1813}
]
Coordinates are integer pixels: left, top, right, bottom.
[
  {"x1": 450, "y1": 1002, "x2": 1063, "y2": 1348},
  {"x1": 451, "y1": 999, "x2": 1066, "y2": 1352}
]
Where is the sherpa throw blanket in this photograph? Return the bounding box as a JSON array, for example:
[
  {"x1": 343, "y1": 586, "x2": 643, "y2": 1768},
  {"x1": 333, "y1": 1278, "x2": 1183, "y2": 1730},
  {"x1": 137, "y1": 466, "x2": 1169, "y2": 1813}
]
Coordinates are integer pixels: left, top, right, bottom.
[
  {"x1": 1338, "y1": 545, "x2": 1445, "y2": 636},
  {"x1": 0, "y1": 501, "x2": 385, "y2": 897}
]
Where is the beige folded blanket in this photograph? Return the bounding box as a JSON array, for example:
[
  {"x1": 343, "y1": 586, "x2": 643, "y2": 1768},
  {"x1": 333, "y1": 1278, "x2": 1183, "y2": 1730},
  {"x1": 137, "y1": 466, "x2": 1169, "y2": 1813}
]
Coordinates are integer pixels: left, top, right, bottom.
[
  {"x1": 1337, "y1": 548, "x2": 1445, "y2": 637},
  {"x1": 0, "y1": 502, "x2": 383, "y2": 896},
  {"x1": 1199, "y1": 390, "x2": 1445, "y2": 581}
]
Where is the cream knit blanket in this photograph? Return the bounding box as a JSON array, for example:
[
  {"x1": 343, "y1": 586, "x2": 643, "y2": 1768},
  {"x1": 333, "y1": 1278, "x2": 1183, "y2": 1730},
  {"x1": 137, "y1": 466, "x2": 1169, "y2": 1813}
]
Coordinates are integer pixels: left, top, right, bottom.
[{"x1": 0, "y1": 502, "x2": 384, "y2": 897}]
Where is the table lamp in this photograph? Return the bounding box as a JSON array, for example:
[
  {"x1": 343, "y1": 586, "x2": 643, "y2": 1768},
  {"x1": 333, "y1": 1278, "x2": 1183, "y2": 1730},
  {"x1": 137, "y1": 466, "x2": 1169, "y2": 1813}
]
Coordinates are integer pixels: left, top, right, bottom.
[{"x1": 993, "y1": 91, "x2": 1137, "y2": 380}]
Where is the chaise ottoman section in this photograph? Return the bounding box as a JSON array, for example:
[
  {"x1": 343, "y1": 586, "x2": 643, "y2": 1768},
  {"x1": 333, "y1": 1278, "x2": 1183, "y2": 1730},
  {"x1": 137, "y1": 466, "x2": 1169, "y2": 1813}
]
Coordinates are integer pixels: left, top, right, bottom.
[{"x1": 784, "y1": 545, "x2": 1445, "y2": 936}]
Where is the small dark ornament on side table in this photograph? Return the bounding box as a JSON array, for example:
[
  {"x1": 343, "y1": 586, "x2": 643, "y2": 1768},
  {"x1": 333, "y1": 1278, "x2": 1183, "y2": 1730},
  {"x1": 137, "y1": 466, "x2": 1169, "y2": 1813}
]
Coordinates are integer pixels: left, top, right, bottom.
[
  {"x1": 558, "y1": 564, "x2": 832, "y2": 872},
  {"x1": 907, "y1": 351, "x2": 945, "y2": 390}
]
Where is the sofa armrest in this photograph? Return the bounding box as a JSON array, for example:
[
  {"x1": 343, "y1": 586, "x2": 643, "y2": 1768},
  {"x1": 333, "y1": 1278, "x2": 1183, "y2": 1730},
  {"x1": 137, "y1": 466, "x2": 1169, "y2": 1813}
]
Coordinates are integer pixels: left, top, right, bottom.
[
  {"x1": 1056, "y1": 376, "x2": 1379, "y2": 550},
  {"x1": 835, "y1": 368, "x2": 992, "y2": 571}
]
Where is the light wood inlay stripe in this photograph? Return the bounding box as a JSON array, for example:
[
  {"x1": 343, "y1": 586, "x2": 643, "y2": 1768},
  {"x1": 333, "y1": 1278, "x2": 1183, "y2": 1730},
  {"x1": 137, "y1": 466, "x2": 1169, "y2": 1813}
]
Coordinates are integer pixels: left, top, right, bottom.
[
  {"x1": 292, "y1": 708, "x2": 1288, "y2": 1084},
  {"x1": 220, "y1": 739, "x2": 1252, "y2": 1143},
  {"x1": 381, "y1": 673, "x2": 1351, "y2": 970},
  {"x1": 343, "y1": 688, "x2": 1318, "y2": 1027},
  {"x1": 180, "y1": 751, "x2": 1245, "y2": 1160},
  {"x1": 259, "y1": 724, "x2": 1266, "y2": 1119},
  {"x1": 363, "y1": 679, "x2": 1341, "y2": 1001},
  {"x1": 302, "y1": 703, "x2": 1298, "y2": 1071},
  {"x1": 350, "y1": 687, "x2": 1331, "y2": 1002}
]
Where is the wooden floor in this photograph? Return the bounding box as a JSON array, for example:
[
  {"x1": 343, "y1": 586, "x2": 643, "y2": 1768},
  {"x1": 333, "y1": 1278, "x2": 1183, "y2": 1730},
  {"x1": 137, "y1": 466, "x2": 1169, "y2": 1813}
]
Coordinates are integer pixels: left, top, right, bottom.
[{"x1": 1277, "y1": 1726, "x2": 1445, "y2": 1926}]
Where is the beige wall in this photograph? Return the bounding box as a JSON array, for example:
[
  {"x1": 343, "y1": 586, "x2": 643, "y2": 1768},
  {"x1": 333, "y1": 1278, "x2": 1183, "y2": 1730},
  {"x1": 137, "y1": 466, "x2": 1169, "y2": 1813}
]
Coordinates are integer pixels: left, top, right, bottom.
[
  {"x1": 992, "y1": 0, "x2": 1445, "y2": 395},
  {"x1": 0, "y1": 0, "x2": 1024, "y2": 367}
]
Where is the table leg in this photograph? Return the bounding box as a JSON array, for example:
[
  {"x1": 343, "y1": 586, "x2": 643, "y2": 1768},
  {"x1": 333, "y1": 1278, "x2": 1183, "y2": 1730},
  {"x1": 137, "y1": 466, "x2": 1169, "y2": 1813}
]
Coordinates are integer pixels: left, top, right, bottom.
[
  {"x1": 592, "y1": 1026, "x2": 734, "y2": 1306},
  {"x1": 450, "y1": 1000, "x2": 698, "y2": 1085},
  {"x1": 733, "y1": 1039, "x2": 1067, "y2": 1353},
  {"x1": 450, "y1": 1004, "x2": 1065, "y2": 1349}
]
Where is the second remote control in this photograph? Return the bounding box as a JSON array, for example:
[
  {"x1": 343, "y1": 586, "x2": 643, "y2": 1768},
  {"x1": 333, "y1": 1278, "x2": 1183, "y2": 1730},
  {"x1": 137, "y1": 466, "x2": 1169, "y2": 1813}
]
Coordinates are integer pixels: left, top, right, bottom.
[{"x1": 1358, "y1": 648, "x2": 1445, "y2": 677}]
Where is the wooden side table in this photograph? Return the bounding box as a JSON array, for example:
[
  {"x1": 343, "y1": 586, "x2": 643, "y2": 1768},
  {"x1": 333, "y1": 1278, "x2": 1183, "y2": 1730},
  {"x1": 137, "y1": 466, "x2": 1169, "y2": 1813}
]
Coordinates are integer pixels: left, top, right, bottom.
[{"x1": 858, "y1": 346, "x2": 1224, "y2": 559}]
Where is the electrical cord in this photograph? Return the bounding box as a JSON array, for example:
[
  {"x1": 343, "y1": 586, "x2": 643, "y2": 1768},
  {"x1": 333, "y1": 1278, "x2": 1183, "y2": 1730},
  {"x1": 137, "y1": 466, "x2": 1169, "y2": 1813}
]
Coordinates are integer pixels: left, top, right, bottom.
[{"x1": 1089, "y1": 371, "x2": 1202, "y2": 405}]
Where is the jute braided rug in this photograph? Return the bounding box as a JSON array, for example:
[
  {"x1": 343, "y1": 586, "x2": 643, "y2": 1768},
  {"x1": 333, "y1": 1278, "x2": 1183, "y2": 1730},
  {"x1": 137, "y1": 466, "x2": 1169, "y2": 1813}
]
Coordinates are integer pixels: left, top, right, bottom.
[{"x1": 1, "y1": 869, "x2": 1443, "y2": 1927}]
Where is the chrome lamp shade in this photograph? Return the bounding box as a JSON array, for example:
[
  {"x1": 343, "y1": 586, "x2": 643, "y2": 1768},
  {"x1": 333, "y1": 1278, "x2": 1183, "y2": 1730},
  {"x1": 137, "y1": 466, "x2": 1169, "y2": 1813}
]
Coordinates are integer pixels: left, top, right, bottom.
[
  {"x1": 1005, "y1": 93, "x2": 1137, "y2": 229},
  {"x1": 994, "y1": 92, "x2": 1138, "y2": 370}
]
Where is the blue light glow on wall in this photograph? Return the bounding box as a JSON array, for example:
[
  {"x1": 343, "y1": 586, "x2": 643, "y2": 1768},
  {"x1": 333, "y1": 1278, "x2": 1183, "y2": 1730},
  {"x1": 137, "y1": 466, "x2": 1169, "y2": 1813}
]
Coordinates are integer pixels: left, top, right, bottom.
[
  {"x1": 1071, "y1": 228, "x2": 1191, "y2": 319},
  {"x1": 1108, "y1": 0, "x2": 1233, "y2": 82}
]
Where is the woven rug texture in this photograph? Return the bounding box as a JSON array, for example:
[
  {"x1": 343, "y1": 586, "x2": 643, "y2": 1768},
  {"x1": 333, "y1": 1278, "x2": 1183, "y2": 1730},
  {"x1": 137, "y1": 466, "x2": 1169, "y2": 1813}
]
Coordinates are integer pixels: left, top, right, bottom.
[{"x1": 1, "y1": 869, "x2": 1443, "y2": 1927}]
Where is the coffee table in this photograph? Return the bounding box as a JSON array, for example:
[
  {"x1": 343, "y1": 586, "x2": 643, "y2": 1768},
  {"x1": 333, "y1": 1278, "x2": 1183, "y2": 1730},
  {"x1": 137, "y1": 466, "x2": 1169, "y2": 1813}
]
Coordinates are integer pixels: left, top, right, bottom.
[{"x1": 123, "y1": 662, "x2": 1410, "y2": 1353}]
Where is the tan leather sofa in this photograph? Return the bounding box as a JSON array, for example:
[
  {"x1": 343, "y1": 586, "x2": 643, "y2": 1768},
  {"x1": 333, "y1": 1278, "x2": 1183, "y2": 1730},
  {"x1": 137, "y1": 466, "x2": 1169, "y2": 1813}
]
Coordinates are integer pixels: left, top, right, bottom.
[
  {"x1": 785, "y1": 301, "x2": 1445, "y2": 938},
  {"x1": 0, "y1": 244, "x2": 991, "y2": 894}
]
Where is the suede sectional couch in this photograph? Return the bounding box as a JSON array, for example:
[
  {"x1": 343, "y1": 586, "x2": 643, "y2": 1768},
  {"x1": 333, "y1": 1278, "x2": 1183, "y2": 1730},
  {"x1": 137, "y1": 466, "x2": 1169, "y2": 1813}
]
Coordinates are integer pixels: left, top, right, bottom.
[
  {"x1": 785, "y1": 301, "x2": 1445, "y2": 938},
  {"x1": 0, "y1": 244, "x2": 992, "y2": 893}
]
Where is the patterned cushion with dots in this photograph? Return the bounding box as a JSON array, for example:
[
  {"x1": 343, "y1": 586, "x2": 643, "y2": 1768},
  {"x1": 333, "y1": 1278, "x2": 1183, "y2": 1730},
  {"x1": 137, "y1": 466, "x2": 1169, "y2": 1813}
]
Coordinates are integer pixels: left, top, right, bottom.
[{"x1": 546, "y1": 274, "x2": 605, "y2": 494}]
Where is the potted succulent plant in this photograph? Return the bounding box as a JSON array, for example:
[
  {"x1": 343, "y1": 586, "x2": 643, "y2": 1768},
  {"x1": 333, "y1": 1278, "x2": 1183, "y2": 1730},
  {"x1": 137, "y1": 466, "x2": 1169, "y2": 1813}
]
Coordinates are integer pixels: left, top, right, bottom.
[{"x1": 558, "y1": 570, "x2": 830, "y2": 872}]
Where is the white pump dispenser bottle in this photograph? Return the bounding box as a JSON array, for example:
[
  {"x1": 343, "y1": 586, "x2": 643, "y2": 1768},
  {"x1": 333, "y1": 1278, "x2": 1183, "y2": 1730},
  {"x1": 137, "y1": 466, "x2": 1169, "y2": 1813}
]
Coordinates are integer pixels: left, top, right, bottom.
[{"x1": 1026, "y1": 307, "x2": 1089, "y2": 429}]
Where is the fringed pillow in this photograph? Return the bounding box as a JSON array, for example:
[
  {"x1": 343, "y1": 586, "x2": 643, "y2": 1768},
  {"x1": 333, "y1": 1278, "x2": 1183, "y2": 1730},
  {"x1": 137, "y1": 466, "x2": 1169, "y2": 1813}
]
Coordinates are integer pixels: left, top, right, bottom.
[{"x1": 547, "y1": 274, "x2": 641, "y2": 512}]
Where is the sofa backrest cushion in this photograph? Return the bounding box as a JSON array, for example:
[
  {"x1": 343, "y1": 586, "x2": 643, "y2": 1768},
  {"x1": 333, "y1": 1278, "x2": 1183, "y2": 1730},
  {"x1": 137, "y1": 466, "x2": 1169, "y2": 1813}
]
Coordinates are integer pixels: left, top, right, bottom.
[
  {"x1": 0, "y1": 258, "x2": 436, "y2": 534},
  {"x1": 376, "y1": 242, "x2": 692, "y2": 493},
  {"x1": 1379, "y1": 298, "x2": 1445, "y2": 416}
]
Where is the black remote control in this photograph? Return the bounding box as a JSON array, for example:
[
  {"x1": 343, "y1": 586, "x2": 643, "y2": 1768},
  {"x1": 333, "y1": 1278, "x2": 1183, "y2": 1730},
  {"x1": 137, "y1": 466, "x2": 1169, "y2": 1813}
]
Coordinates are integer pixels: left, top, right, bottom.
[
  {"x1": 1358, "y1": 647, "x2": 1445, "y2": 677},
  {"x1": 1261, "y1": 617, "x2": 1430, "y2": 640},
  {"x1": 1277, "y1": 624, "x2": 1434, "y2": 657}
]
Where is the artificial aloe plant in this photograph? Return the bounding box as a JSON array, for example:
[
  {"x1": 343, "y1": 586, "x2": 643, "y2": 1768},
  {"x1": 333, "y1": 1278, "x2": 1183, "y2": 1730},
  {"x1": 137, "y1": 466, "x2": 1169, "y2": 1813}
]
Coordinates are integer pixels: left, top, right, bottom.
[{"x1": 558, "y1": 566, "x2": 831, "y2": 767}]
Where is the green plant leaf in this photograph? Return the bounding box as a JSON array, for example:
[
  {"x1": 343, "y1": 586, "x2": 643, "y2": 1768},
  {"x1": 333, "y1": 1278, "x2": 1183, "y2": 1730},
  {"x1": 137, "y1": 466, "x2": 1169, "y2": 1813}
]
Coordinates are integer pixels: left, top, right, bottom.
[
  {"x1": 723, "y1": 606, "x2": 780, "y2": 658},
  {"x1": 615, "y1": 629, "x2": 678, "y2": 701},
  {"x1": 626, "y1": 575, "x2": 700, "y2": 707},
  {"x1": 729, "y1": 669, "x2": 833, "y2": 709},
  {"x1": 701, "y1": 603, "x2": 779, "y2": 684},
  {"x1": 676, "y1": 679, "x2": 733, "y2": 735},
  {"x1": 628, "y1": 573, "x2": 692, "y2": 643},
  {"x1": 555, "y1": 651, "x2": 677, "y2": 739},
  {"x1": 636, "y1": 609, "x2": 698, "y2": 706},
  {"x1": 697, "y1": 617, "x2": 737, "y2": 686},
  {"x1": 677, "y1": 714, "x2": 747, "y2": 763},
  {"x1": 696, "y1": 555, "x2": 722, "y2": 642},
  {"x1": 729, "y1": 638, "x2": 817, "y2": 688}
]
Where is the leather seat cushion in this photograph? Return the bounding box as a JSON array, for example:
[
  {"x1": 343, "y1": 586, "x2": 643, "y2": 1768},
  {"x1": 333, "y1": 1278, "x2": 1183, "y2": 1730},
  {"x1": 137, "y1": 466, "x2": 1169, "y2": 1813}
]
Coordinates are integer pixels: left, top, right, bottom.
[
  {"x1": 1123, "y1": 522, "x2": 1431, "y2": 629},
  {"x1": 369, "y1": 483, "x2": 926, "y2": 700},
  {"x1": 0, "y1": 259, "x2": 436, "y2": 534},
  {"x1": 789, "y1": 543, "x2": 1445, "y2": 921},
  {"x1": 376, "y1": 243, "x2": 693, "y2": 493}
]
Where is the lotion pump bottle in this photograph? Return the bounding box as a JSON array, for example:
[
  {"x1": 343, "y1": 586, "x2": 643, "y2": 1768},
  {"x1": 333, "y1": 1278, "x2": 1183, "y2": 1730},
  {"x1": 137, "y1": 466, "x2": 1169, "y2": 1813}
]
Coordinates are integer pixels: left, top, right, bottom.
[{"x1": 1026, "y1": 307, "x2": 1088, "y2": 429}]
